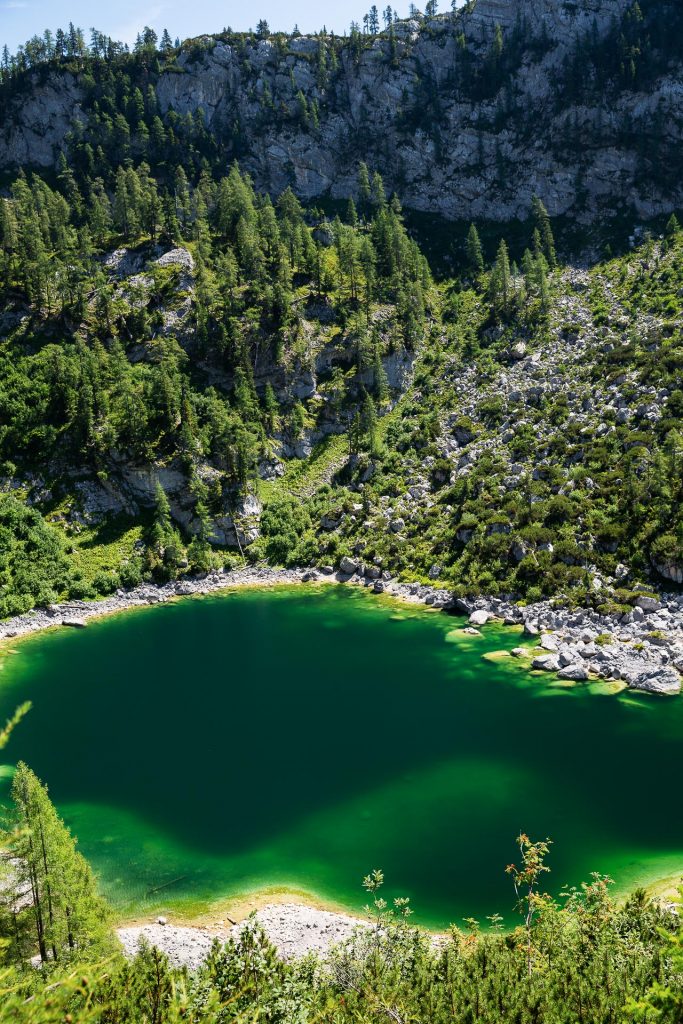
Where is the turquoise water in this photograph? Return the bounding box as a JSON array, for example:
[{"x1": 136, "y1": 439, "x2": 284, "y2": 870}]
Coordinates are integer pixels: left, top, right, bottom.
[{"x1": 0, "y1": 585, "x2": 681, "y2": 928}]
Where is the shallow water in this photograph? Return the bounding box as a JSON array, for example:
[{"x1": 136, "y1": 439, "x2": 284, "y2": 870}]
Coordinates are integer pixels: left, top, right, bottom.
[{"x1": 0, "y1": 585, "x2": 681, "y2": 928}]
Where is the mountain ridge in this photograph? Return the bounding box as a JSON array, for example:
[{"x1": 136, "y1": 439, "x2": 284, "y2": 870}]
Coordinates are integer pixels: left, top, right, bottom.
[{"x1": 1, "y1": 0, "x2": 681, "y2": 223}]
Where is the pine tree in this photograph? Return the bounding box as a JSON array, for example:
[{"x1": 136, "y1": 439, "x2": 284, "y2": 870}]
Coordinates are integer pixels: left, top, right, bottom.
[
  {"x1": 174, "y1": 166, "x2": 192, "y2": 236},
  {"x1": 152, "y1": 481, "x2": 172, "y2": 550},
  {"x1": 360, "y1": 390, "x2": 381, "y2": 455},
  {"x1": 373, "y1": 346, "x2": 390, "y2": 407},
  {"x1": 371, "y1": 171, "x2": 386, "y2": 208}
]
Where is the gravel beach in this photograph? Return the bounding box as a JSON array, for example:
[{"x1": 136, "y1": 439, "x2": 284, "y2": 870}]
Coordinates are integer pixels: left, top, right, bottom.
[{"x1": 117, "y1": 903, "x2": 366, "y2": 969}]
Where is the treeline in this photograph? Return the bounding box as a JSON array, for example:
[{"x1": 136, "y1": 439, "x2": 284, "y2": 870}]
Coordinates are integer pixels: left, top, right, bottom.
[
  {"x1": 0, "y1": 755, "x2": 681, "y2": 1023},
  {"x1": 0, "y1": 25, "x2": 179, "y2": 99}
]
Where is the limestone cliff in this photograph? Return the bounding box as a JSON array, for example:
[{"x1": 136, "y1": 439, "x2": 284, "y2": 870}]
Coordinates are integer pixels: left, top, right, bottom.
[{"x1": 1, "y1": 0, "x2": 681, "y2": 223}]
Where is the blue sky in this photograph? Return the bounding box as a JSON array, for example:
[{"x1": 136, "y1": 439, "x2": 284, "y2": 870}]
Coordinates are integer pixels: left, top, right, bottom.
[{"x1": 1, "y1": 0, "x2": 424, "y2": 51}]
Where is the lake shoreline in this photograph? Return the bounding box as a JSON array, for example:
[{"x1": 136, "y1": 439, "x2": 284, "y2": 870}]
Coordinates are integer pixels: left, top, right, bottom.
[
  {"x1": 117, "y1": 901, "x2": 371, "y2": 969},
  {"x1": 116, "y1": 864, "x2": 683, "y2": 970},
  {"x1": 1, "y1": 570, "x2": 681, "y2": 969},
  {"x1": 0, "y1": 563, "x2": 681, "y2": 696}
]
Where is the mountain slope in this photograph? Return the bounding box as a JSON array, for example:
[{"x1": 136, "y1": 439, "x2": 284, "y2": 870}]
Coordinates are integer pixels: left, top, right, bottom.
[{"x1": 0, "y1": 0, "x2": 681, "y2": 696}]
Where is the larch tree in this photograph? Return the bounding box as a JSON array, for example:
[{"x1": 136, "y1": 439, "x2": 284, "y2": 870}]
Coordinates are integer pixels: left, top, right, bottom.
[{"x1": 2, "y1": 763, "x2": 112, "y2": 965}]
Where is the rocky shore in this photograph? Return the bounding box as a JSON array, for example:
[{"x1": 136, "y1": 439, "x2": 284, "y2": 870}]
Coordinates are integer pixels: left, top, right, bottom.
[
  {"x1": 327, "y1": 559, "x2": 683, "y2": 696},
  {"x1": 117, "y1": 904, "x2": 366, "y2": 970},
  {"x1": 457, "y1": 591, "x2": 683, "y2": 695},
  {"x1": 0, "y1": 561, "x2": 680, "y2": 695}
]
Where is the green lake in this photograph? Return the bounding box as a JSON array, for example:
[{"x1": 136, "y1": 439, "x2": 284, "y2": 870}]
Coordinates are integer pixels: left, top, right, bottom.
[{"x1": 0, "y1": 585, "x2": 681, "y2": 929}]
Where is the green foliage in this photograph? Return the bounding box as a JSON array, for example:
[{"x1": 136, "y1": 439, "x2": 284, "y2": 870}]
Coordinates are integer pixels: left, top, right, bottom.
[
  {"x1": 4, "y1": 849, "x2": 678, "y2": 1024},
  {"x1": 0, "y1": 763, "x2": 114, "y2": 966},
  {"x1": 0, "y1": 494, "x2": 72, "y2": 616},
  {"x1": 259, "y1": 496, "x2": 312, "y2": 566}
]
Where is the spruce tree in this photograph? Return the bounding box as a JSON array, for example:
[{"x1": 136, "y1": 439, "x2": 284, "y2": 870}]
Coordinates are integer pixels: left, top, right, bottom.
[
  {"x1": 531, "y1": 195, "x2": 557, "y2": 269},
  {"x1": 466, "y1": 223, "x2": 484, "y2": 275},
  {"x1": 489, "y1": 238, "x2": 511, "y2": 315},
  {"x1": 358, "y1": 162, "x2": 372, "y2": 209}
]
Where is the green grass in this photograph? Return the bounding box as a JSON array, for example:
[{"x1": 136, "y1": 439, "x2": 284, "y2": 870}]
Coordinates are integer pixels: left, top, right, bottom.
[
  {"x1": 65, "y1": 517, "x2": 145, "y2": 592},
  {"x1": 259, "y1": 433, "x2": 350, "y2": 506}
]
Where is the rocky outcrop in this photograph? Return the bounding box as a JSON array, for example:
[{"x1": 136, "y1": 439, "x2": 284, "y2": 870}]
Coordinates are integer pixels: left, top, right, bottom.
[
  {"x1": 1, "y1": 0, "x2": 681, "y2": 224},
  {"x1": 0, "y1": 72, "x2": 84, "y2": 167},
  {"x1": 461, "y1": 591, "x2": 683, "y2": 696}
]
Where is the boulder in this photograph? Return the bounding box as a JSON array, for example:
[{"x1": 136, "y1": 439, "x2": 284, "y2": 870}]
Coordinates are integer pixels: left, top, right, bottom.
[
  {"x1": 523, "y1": 621, "x2": 540, "y2": 637},
  {"x1": 510, "y1": 341, "x2": 528, "y2": 361},
  {"x1": 532, "y1": 654, "x2": 560, "y2": 672},
  {"x1": 558, "y1": 664, "x2": 589, "y2": 681},
  {"x1": 339, "y1": 556, "x2": 358, "y2": 576},
  {"x1": 627, "y1": 667, "x2": 681, "y2": 695},
  {"x1": 511, "y1": 647, "x2": 528, "y2": 657},
  {"x1": 469, "y1": 610, "x2": 490, "y2": 627},
  {"x1": 635, "y1": 595, "x2": 662, "y2": 613},
  {"x1": 653, "y1": 559, "x2": 683, "y2": 585},
  {"x1": 538, "y1": 635, "x2": 558, "y2": 652},
  {"x1": 511, "y1": 541, "x2": 529, "y2": 562}
]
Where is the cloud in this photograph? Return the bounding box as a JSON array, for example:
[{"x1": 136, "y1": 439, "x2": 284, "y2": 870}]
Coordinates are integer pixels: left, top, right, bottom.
[{"x1": 2, "y1": 2, "x2": 29, "y2": 8}]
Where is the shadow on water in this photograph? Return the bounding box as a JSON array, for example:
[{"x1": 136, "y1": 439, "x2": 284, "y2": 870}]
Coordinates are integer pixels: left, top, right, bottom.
[{"x1": 0, "y1": 586, "x2": 681, "y2": 926}]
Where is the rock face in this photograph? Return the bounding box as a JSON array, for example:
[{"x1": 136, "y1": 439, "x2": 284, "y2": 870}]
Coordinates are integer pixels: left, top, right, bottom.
[
  {"x1": 0, "y1": 73, "x2": 84, "y2": 167},
  {"x1": 2, "y1": 0, "x2": 681, "y2": 223},
  {"x1": 653, "y1": 559, "x2": 683, "y2": 585}
]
